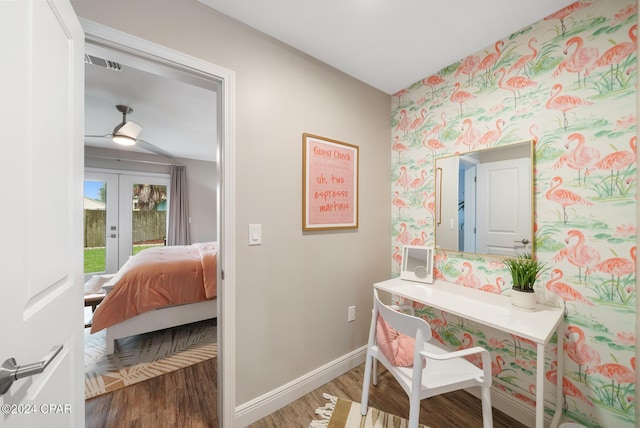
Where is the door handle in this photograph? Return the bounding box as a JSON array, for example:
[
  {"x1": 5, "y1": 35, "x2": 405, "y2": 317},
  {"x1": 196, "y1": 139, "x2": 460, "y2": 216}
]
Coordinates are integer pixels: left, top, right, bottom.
[
  {"x1": 0, "y1": 345, "x2": 63, "y2": 395},
  {"x1": 514, "y1": 238, "x2": 530, "y2": 245}
]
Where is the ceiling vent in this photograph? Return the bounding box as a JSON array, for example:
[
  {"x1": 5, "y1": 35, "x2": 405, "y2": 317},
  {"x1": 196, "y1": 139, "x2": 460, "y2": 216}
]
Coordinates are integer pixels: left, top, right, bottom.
[{"x1": 84, "y1": 54, "x2": 122, "y2": 71}]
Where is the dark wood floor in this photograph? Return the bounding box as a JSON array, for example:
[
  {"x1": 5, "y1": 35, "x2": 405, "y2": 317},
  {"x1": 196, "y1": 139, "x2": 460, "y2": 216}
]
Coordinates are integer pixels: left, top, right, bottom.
[{"x1": 86, "y1": 358, "x2": 527, "y2": 428}]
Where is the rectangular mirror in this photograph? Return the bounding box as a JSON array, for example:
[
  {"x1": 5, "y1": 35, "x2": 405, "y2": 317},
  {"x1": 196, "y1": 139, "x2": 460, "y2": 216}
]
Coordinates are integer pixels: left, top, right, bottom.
[
  {"x1": 435, "y1": 141, "x2": 533, "y2": 256},
  {"x1": 400, "y1": 245, "x2": 434, "y2": 283}
]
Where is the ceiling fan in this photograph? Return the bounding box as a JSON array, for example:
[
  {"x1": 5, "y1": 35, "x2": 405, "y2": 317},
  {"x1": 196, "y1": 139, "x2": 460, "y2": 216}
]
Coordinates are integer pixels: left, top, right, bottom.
[{"x1": 85, "y1": 104, "x2": 174, "y2": 158}]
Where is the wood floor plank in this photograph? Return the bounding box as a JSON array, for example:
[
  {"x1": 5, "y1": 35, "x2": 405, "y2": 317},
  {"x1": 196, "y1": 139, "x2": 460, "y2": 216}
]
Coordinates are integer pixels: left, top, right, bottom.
[{"x1": 86, "y1": 358, "x2": 527, "y2": 428}]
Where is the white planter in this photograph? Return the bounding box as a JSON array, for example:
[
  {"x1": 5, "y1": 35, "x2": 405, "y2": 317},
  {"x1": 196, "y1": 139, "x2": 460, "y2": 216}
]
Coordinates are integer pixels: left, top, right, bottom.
[{"x1": 511, "y1": 288, "x2": 537, "y2": 311}]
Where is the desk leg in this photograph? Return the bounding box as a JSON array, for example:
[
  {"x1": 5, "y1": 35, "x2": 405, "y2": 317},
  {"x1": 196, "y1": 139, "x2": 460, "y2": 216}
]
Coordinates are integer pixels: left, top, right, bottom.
[
  {"x1": 550, "y1": 321, "x2": 564, "y2": 428},
  {"x1": 536, "y1": 343, "x2": 545, "y2": 428}
]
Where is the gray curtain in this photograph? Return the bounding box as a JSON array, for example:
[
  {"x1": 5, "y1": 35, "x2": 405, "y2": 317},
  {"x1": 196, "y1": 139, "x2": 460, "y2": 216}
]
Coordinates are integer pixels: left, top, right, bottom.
[{"x1": 167, "y1": 165, "x2": 191, "y2": 246}]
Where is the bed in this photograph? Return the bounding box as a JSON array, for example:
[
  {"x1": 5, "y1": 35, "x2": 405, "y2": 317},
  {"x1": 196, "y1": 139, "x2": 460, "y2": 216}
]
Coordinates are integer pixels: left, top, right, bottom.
[{"x1": 90, "y1": 242, "x2": 218, "y2": 354}]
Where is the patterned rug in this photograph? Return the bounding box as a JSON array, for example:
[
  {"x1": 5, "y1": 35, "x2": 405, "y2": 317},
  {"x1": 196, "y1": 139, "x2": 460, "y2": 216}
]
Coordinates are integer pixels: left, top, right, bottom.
[
  {"x1": 310, "y1": 394, "x2": 429, "y2": 428},
  {"x1": 84, "y1": 318, "x2": 217, "y2": 399}
]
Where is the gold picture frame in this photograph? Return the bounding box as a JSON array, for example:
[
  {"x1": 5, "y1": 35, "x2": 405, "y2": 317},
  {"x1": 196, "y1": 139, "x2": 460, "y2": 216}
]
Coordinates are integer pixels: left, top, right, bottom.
[{"x1": 302, "y1": 133, "x2": 359, "y2": 231}]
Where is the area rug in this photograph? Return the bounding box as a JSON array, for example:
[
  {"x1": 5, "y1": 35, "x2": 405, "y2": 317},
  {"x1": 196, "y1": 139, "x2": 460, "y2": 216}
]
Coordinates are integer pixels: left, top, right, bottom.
[
  {"x1": 84, "y1": 319, "x2": 217, "y2": 399},
  {"x1": 310, "y1": 393, "x2": 429, "y2": 428}
]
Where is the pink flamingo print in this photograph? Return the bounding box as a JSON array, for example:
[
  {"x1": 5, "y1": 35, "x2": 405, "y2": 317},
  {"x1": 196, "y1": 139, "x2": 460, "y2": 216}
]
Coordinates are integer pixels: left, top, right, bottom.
[
  {"x1": 395, "y1": 222, "x2": 412, "y2": 245},
  {"x1": 544, "y1": 2, "x2": 593, "y2": 38},
  {"x1": 455, "y1": 118, "x2": 481, "y2": 150},
  {"x1": 587, "y1": 246, "x2": 636, "y2": 301},
  {"x1": 494, "y1": 67, "x2": 537, "y2": 108},
  {"x1": 458, "y1": 333, "x2": 483, "y2": 367},
  {"x1": 395, "y1": 109, "x2": 411, "y2": 135},
  {"x1": 455, "y1": 261, "x2": 482, "y2": 289},
  {"x1": 450, "y1": 82, "x2": 476, "y2": 116},
  {"x1": 546, "y1": 361, "x2": 594, "y2": 410},
  {"x1": 455, "y1": 55, "x2": 480, "y2": 85},
  {"x1": 395, "y1": 165, "x2": 412, "y2": 193},
  {"x1": 478, "y1": 118, "x2": 505, "y2": 148},
  {"x1": 545, "y1": 83, "x2": 593, "y2": 130},
  {"x1": 552, "y1": 133, "x2": 600, "y2": 186},
  {"x1": 491, "y1": 355, "x2": 505, "y2": 376},
  {"x1": 421, "y1": 74, "x2": 445, "y2": 99},
  {"x1": 391, "y1": 136, "x2": 408, "y2": 162},
  {"x1": 409, "y1": 170, "x2": 427, "y2": 192},
  {"x1": 553, "y1": 36, "x2": 599, "y2": 88},
  {"x1": 564, "y1": 325, "x2": 601, "y2": 382},
  {"x1": 509, "y1": 37, "x2": 538, "y2": 76},
  {"x1": 553, "y1": 229, "x2": 601, "y2": 284},
  {"x1": 586, "y1": 357, "x2": 635, "y2": 406},
  {"x1": 545, "y1": 176, "x2": 593, "y2": 225},
  {"x1": 426, "y1": 112, "x2": 447, "y2": 138},
  {"x1": 529, "y1": 124, "x2": 539, "y2": 146},
  {"x1": 392, "y1": 246, "x2": 402, "y2": 268},
  {"x1": 590, "y1": 24, "x2": 637, "y2": 90},
  {"x1": 409, "y1": 109, "x2": 428, "y2": 133},
  {"x1": 545, "y1": 268, "x2": 593, "y2": 315},
  {"x1": 421, "y1": 192, "x2": 435, "y2": 218},
  {"x1": 480, "y1": 277, "x2": 504, "y2": 294},
  {"x1": 392, "y1": 191, "x2": 409, "y2": 217},
  {"x1": 477, "y1": 41, "x2": 504, "y2": 78},
  {"x1": 410, "y1": 231, "x2": 427, "y2": 246},
  {"x1": 589, "y1": 136, "x2": 636, "y2": 196}
]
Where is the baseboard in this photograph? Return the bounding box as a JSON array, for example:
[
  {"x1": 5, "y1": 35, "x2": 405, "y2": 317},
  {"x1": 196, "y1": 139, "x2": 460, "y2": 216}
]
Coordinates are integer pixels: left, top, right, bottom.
[
  {"x1": 235, "y1": 346, "x2": 367, "y2": 427},
  {"x1": 465, "y1": 384, "x2": 553, "y2": 428}
]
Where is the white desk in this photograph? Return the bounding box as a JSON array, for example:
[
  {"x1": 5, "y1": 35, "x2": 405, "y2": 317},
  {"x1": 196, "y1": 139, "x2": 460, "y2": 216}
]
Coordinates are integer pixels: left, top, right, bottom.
[{"x1": 374, "y1": 277, "x2": 564, "y2": 428}]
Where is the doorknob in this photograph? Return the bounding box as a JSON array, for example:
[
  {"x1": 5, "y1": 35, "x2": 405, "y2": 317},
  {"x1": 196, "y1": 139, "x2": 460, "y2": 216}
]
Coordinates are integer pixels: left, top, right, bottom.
[
  {"x1": 514, "y1": 238, "x2": 530, "y2": 245},
  {"x1": 0, "y1": 345, "x2": 62, "y2": 395}
]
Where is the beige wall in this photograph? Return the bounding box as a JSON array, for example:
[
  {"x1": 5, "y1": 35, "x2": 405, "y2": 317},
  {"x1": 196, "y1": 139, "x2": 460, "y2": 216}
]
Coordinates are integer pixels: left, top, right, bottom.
[{"x1": 73, "y1": 0, "x2": 391, "y2": 410}]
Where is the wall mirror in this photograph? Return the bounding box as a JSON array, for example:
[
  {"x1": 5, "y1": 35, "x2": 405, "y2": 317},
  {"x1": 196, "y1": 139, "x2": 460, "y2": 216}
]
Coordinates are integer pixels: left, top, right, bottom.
[
  {"x1": 400, "y1": 245, "x2": 434, "y2": 283},
  {"x1": 435, "y1": 141, "x2": 533, "y2": 256}
]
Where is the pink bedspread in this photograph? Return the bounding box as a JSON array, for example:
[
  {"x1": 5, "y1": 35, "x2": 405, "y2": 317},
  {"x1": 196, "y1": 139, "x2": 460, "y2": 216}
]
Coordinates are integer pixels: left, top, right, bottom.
[{"x1": 91, "y1": 242, "x2": 217, "y2": 333}]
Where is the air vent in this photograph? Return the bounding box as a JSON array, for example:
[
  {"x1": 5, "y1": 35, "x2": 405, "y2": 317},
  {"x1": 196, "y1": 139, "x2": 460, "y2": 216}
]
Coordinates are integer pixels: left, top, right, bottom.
[{"x1": 84, "y1": 54, "x2": 122, "y2": 71}]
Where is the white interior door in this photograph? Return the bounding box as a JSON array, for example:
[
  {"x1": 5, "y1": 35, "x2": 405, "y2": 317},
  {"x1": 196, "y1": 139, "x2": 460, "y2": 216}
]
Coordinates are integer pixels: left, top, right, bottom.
[
  {"x1": 476, "y1": 158, "x2": 531, "y2": 256},
  {"x1": 0, "y1": 1, "x2": 84, "y2": 427},
  {"x1": 84, "y1": 171, "x2": 119, "y2": 275}
]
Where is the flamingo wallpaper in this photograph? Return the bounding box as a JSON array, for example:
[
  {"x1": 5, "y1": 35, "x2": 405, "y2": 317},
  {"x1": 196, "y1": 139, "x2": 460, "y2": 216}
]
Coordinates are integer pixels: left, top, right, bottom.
[{"x1": 389, "y1": 1, "x2": 636, "y2": 426}]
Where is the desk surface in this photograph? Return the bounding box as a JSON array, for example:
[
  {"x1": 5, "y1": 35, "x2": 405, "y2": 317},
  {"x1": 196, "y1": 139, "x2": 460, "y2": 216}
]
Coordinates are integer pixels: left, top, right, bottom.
[{"x1": 374, "y1": 278, "x2": 563, "y2": 344}]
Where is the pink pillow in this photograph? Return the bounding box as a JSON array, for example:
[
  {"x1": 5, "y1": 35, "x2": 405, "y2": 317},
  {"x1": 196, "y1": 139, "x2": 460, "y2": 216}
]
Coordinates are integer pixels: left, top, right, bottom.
[{"x1": 375, "y1": 315, "x2": 416, "y2": 367}]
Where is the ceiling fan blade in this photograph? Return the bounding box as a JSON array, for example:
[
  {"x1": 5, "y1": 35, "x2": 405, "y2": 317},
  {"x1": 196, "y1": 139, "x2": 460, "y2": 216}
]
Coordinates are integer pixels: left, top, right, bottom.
[
  {"x1": 115, "y1": 121, "x2": 143, "y2": 139},
  {"x1": 84, "y1": 134, "x2": 111, "y2": 139},
  {"x1": 136, "y1": 139, "x2": 176, "y2": 159}
]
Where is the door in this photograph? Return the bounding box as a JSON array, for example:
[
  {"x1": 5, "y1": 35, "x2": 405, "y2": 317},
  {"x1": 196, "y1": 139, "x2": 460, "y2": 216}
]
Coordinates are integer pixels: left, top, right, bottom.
[
  {"x1": 476, "y1": 157, "x2": 532, "y2": 256},
  {"x1": 118, "y1": 174, "x2": 169, "y2": 267},
  {"x1": 84, "y1": 172, "x2": 119, "y2": 275},
  {"x1": 1, "y1": 1, "x2": 84, "y2": 427}
]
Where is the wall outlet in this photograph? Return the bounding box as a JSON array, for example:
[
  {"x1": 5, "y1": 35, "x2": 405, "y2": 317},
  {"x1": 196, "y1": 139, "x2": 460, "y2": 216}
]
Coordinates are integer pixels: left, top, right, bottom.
[{"x1": 348, "y1": 305, "x2": 356, "y2": 322}]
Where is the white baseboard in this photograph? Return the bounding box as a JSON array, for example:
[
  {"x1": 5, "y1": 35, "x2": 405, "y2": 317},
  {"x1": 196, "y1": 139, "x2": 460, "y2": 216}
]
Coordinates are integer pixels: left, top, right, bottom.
[{"x1": 235, "y1": 346, "x2": 367, "y2": 427}]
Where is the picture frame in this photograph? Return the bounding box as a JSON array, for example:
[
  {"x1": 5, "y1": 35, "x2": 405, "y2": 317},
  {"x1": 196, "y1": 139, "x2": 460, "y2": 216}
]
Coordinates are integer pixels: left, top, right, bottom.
[{"x1": 302, "y1": 133, "x2": 359, "y2": 231}]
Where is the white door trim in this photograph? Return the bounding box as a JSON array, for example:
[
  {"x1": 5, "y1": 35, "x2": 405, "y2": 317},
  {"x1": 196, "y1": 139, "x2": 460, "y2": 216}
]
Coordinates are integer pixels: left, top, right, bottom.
[{"x1": 79, "y1": 20, "x2": 237, "y2": 427}]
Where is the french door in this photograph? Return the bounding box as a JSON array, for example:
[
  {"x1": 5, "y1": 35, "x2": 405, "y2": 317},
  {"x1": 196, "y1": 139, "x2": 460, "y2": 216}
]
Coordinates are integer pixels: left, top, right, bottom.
[{"x1": 83, "y1": 170, "x2": 169, "y2": 273}]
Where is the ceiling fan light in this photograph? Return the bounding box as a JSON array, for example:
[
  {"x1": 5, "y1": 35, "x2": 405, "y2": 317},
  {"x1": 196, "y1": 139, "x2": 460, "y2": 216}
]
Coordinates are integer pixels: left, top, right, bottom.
[{"x1": 112, "y1": 134, "x2": 136, "y2": 146}]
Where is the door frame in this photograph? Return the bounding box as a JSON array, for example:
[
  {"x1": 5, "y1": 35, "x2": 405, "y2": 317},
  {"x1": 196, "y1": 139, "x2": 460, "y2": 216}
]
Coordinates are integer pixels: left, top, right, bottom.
[{"x1": 81, "y1": 20, "x2": 236, "y2": 427}]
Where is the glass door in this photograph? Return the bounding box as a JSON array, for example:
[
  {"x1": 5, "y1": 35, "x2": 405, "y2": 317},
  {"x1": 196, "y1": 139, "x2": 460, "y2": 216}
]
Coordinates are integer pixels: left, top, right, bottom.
[
  {"x1": 118, "y1": 174, "x2": 170, "y2": 267},
  {"x1": 83, "y1": 172, "x2": 119, "y2": 276}
]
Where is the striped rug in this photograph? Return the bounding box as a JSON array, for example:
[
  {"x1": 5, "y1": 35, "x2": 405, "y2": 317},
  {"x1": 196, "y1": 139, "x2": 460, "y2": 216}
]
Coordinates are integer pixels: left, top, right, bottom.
[
  {"x1": 84, "y1": 319, "x2": 217, "y2": 399},
  {"x1": 310, "y1": 394, "x2": 429, "y2": 428}
]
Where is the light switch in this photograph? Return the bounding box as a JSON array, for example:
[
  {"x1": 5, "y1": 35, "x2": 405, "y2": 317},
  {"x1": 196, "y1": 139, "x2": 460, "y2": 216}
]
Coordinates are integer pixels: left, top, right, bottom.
[
  {"x1": 248, "y1": 224, "x2": 262, "y2": 246},
  {"x1": 449, "y1": 218, "x2": 455, "y2": 230}
]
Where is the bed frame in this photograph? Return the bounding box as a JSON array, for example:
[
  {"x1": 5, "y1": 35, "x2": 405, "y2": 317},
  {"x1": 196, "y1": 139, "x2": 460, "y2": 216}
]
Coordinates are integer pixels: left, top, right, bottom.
[{"x1": 105, "y1": 299, "x2": 217, "y2": 354}]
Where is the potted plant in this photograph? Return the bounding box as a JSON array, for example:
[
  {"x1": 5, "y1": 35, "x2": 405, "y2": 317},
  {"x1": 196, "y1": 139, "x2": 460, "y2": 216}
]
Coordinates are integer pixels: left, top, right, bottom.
[{"x1": 504, "y1": 253, "x2": 548, "y2": 311}]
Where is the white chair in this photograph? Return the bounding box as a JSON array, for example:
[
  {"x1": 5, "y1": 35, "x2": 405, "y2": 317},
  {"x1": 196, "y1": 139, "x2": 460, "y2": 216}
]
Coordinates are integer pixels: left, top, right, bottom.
[{"x1": 360, "y1": 290, "x2": 494, "y2": 428}]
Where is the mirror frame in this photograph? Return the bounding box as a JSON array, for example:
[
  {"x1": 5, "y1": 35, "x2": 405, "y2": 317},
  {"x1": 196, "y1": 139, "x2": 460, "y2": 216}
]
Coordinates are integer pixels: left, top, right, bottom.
[{"x1": 434, "y1": 140, "x2": 534, "y2": 256}]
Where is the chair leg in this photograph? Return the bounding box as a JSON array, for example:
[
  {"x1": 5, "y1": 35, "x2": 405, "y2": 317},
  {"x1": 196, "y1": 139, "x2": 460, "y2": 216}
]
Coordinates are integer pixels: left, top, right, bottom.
[
  {"x1": 480, "y1": 385, "x2": 493, "y2": 428},
  {"x1": 408, "y1": 394, "x2": 421, "y2": 428},
  {"x1": 360, "y1": 354, "x2": 373, "y2": 415}
]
